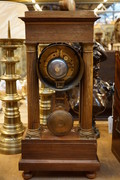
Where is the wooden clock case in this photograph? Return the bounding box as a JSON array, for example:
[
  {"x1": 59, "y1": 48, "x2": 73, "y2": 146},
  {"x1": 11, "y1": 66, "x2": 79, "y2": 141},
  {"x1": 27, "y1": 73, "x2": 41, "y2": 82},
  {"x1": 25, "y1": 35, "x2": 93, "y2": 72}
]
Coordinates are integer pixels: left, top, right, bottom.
[{"x1": 19, "y1": 11, "x2": 100, "y2": 179}]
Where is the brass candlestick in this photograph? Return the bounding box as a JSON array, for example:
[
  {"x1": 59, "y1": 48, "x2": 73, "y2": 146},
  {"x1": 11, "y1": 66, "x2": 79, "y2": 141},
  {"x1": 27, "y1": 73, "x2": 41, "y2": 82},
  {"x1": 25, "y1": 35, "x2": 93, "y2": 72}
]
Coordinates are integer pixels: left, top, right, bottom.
[
  {"x1": 0, "y1": 22, "x2": 24, "y2": 154},
  {"x1": 38, "y1": 44, "x2": 55, "y2": 126},
  {"x1": 40, "y1": 83, "x2": 55, "y2": 125}
]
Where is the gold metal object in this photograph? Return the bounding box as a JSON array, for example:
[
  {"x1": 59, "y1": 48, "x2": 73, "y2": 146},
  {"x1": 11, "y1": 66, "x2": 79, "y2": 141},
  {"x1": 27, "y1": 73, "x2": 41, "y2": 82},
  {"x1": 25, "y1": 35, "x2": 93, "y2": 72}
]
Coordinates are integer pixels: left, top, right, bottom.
[
  {"x1": 40, "y1": 83, "x2": 55, "y2": 125},
  {"x1": 26, "y1": 128, "x2": 41, "y2": 139},
  {"x1": 47, "y1": 109, "x2": 73, "y2": 136},
  {"x1": 0, "y1": 21, "x2": 24, "y2": 154},
  {"x1": 38, "y1": 44, "x2": 55, "y2": 126},
  {"x1": 79, "y1": 128, "x2": 95, "y2": 138}
]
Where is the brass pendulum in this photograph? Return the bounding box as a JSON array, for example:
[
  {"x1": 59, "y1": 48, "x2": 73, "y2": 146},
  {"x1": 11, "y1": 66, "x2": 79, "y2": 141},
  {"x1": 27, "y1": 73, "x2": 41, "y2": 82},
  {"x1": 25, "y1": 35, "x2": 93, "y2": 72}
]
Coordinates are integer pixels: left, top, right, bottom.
[{"x1": 0, "y1": 21, "x2": 24, "y2": 154}]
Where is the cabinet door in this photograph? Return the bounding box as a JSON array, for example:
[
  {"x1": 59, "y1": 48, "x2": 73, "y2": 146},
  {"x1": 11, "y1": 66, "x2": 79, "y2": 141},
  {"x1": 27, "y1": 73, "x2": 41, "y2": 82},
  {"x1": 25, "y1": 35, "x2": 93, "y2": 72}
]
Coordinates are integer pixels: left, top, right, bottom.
[{"x1": 112, "y1": 51, "x2": 120, "y2": 162}]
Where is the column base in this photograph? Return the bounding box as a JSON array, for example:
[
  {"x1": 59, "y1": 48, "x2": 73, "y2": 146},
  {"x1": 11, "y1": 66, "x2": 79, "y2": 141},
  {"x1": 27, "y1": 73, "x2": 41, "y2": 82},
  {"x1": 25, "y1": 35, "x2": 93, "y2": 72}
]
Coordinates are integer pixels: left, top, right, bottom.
[{"x1": 79, "y1": 128, "x2": 95, "y2": 138}]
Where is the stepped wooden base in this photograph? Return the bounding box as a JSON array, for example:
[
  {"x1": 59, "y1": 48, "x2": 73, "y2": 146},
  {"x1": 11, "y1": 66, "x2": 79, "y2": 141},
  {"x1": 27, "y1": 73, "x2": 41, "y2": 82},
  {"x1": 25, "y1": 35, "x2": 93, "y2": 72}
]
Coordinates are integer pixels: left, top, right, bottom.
[{"x1": 19, "y1": 129, "x2": 100, "y2": 179}]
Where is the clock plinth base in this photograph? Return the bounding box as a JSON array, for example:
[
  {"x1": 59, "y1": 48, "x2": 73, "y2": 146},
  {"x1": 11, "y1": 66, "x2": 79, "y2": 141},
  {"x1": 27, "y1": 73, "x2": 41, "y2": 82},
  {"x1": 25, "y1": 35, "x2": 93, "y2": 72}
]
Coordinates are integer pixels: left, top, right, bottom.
[{"x1": 19, "y1": 129, "x2": 100, "y2": 179}]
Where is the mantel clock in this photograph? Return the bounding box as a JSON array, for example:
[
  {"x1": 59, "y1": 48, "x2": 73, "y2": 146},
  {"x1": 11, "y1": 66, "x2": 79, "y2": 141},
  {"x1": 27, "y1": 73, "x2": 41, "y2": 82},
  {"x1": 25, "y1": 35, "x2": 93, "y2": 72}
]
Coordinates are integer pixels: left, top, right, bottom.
[{"x1": 19, "y1": 11, "x2": 100, "y2": 179}]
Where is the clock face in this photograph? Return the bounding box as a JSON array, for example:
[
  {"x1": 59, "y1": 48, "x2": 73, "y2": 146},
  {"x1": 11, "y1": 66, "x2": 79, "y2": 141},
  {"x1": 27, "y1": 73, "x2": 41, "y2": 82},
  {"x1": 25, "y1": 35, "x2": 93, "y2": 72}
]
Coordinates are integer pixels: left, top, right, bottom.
[
  {"x1": 47, "y1": 58, "x2": 68, "y2": 79},
  {"x1": 37, "y1": 43, "x2": 84, "y2": 91}
]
